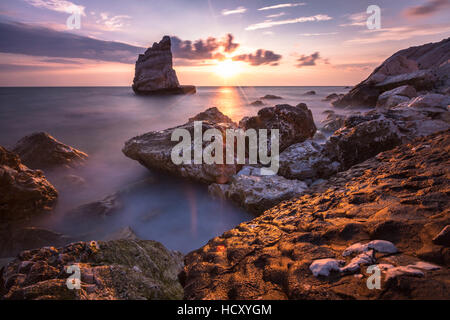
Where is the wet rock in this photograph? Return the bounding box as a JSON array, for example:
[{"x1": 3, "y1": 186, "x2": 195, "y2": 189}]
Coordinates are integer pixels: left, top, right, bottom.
[
  {"x1": 0, "y1": 146, "x2": 58, "y2": 223},
  {"x1": 188, "y1": 107, "x2": 235, "y2": 125},
  {"x1": 182, "y1": 130, "x2": 450, "y2": 299},
  {"x1": 123, "y1": 108, "x2": 238, "y2": 184},
  {"x1": 260, "y1": 94, "x2": 282, "y2": 100},
  {"x1": 132, "y1": 36, "x2": 195, "y2": 95},
  {"x1": 239, "y1": 104, "x2": 317, "y2": 152},
  {"x1": 278, "y1": 140, "x2": 340, "y2": 180},
  {"x1": 0, "y1": 240, "x2": 184, "y2": 300},
  {"x1": 321, "y1": 112, "x2": 346, "y2": 133},
  {"x1": 13, "y1": 132, "x2": 88, "y2": 170},
  {"x1": 325, "y1": 117, "x2": 402, "y2": 170},
  {"x1": 304, "y1": 90, "x2": 316, "y2": 95},
  {"x1": 432, "y1": 225, "x2": 450, "y2": 247},
  {"x1": 322, "y1": 93, "x2": 339, "y2": 101},
  {"x1": 333, "y1": 38, "x2": 449, "y2": 108},
  {"x1": 208, "y1": 173, "x2": 308, "y2": 215}
]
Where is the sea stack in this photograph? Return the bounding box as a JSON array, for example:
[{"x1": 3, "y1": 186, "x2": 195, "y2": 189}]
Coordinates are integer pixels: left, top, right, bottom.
[{"x1": 132, "y1": 36, "x2": 196, "y2": 95}]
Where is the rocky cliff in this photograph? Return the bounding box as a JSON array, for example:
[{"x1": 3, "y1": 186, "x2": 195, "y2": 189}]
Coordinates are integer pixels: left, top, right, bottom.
[{"x1": 132, "y1": 36, "x2": 196, "y2": 95}]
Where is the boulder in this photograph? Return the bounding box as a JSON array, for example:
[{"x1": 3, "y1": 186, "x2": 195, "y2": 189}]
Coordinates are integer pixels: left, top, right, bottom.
[
  {"x1": 0, "y1": 146, "x2": 57, "y2": 223},
  {"x1": 13, "y1": 132, "x2": 88, "y2": 170},
  {"x1": 278, "y1": 140, "x2": 340, "y2": 180},
  {"x1": 132, "y1": 36, "x2": 196, "y2": 95},
  {"x1": 238, "y1": 104, "x2": 316, "y2": 152},
  {"x1": 123, "y1": 109, "x2": 238, "y2": 184},
  {"x1": 322, "y1": 93, "x2": 343, "y2": 102},
  {"x1": 304, "y1": 90, "x2": 316, "y2": 95},
  {"x1": 187, "y1": 107, "x2": 235, "y2": 125},
  {"x1": 321, "y1": 112, "x2": 346, "y2": 132},
  {"x1": 0, "y1": 239, "x2": 184, "y2": 300},
  {"x1": 249, "y1": 100, "x2": 264, "y2": 107},
  {"x1": 104, "y1": 226, "x2": 139, "y2": 241},
  {"x1": 260, "y1": 94, "x2": 282, "y2": 100},
  {"x1": 182, "y1": 130, "x2": 450, "y2": 300},
  {"x1": 407, "y1": 93, "x2": 450, "y2": 110},
  {"x1": 325, "y1": 117, "x2": 402, "y2": 170},
  {"x1": 208, "y1": 172, "x2": 308, "y2": 215},
  {"x1": 376, "y1": 85, "x2": 416, "y2": 108},
  {"x1": 333, "y1": 38, "x2": 450, "y2": 108}
]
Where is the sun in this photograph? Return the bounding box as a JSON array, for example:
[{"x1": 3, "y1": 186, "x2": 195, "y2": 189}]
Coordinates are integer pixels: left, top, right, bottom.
[{"x1": 214, "y1": 59, "x2": 242, "y2": 78}]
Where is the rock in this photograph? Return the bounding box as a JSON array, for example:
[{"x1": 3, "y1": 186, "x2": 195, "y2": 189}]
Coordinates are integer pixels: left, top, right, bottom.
[
  {"x1": 260, "y1": 94, "x2": 282, "y2": 100},
  {"x1": 59, "y1": 174, "x2": 86, "y2": 188},
  {"x1": 0, "y1": 240, "x2": 184, "y2": 300},
  {"x1": 321, "y1": 112, "x2": 346, "y2": 132},
  {"x1": 407, "y1": 93, "x2": 450, "y2": 110},
  {"x1": 322, "y1": 93, "x2": 339, "y2": 101},
  {"x1": 432, "y1": 225, "x2": 450, "y2": 246},
  {"x1": 238, "y1": 104, "x2": 317, "y2": 152},
  {"x1": 384, "y1": 266, "x2": 424, "y2": 281},
  {"x1": 208, "y1": 173, "x2": 308, "y2": 215},
  {"x1": 181, "y1": 130, "x2": 450, "y2": 299},
  {"x1": 376, "y1": 85, "x2": 416, "y2": 108},
  {"x1": 340, "y1": 251, "x2": 375, "y2": 274},
  {"x1": 132, "y1": 36, "x2": 196, "y2": 95},
  {"x1": 278, "y1": 140, "x2": 340, "y2": 180},
  {"x1": 249, "y1": 100, "x2": 264, "y2": 107},
  {"x1": 123, "y1": 109, "x2": 238, "y2": 184},
  {"x1": 0, "y1": 146, "x2": 58, "y2": 223},
  {"x1": 333, "y1": 38, "x2": 450, "y2": 108},
  {"x1": 325, "y1": 117, "x2": 402, "y2": 170},
  {"x1": 310, "y1": 258, "x2": 344, "y2": 277},
  {"x1": 303, "y1": 90, "x2": 316, "y2": 95},
  {"x1": 342, "y1": 240, "x2": 397, "y2": 256},
  {"x1": 187, "y1": 107, "x2": 235, "y2": 125},
  {"x1": 0, "y1": 226, "x2": 72, "y2": 258},
  {"x1": 66, "y1": 193, "x2": 122, "y2": 222},
  {"x1": 104, "y1": 226, "x2": 139, "y2": 241},
  {"x1": 13, "y1": 132, "x2": 88, "y2": 170}
]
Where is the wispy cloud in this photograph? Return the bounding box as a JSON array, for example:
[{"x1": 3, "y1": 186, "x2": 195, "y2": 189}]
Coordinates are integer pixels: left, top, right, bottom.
[
  {"x1": 24, "y1": 0, "x2": 85, "y2": 15},
  {"x1": 258, "y1": 3, "x2": 306, "y2": 11},
  {"x1": 232, "y1": 49, "x2": 282, "y2": 66},
  {"x1": 300, "y1": 32, "x2": 337, "y2": 36},
  {"x1": 96, "y1": 12, "x2": 131, "y2": 31},
  {"x1": 246, "y1": 14, "x2": 332, "y2": 30},
  {"x1": 345, "y1": 23, "x2": 450, "y2": 44},
  {"x1": 339, "y1": 12, "x2": 366, "y2": 27},
  {"x1": 267, "y1": 12, "x2": 286, "y2": 18},
  {"x1": 221, "y1": 6, "x2": 247, "y2": 16},
  {"x1": 296, "y1": 51, "x2": 329, "y2": 67},
  {"x1": 404, "y1": 0, "x2": 450, "y2": 17}
]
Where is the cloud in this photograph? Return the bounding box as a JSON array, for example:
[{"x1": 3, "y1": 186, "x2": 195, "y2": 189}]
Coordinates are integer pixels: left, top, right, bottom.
[
  {"x1": 232, "y1": 49, "x2": 282, "y2": 66},
  {"x1": 345, "y1": 23, "x2": 450, "y2": 44},
  {"x1": 171, "y1": 33, "x2": 239, "y2": 60},
  {"x1": 258, "y1": 3, "x2": 306, "y2": 11},
  {"x1": 0, "y1": 21, "x2": 143, "y2": 63},
  {"x1": 300, "y1": 32, "x2": 338, "y2": 36},
  {"x1": 24, "y1": 0, "x2": 85, "y2": 15},
  {"x1": 404, "y1": 0, "x2": 450, "y2": 17},
  {"x1": 339, "y1": 12, "x2": 367, "y2": 27},
  {"x1": 267, "y1": 12, "x2": 286, "y2": 18},
  {"x1": 246, "y1": 14, "x2": 332, "y2": 30},
  {"x1": 96, "y1": 13, "x2": 131, "y2": 31},
  {"x1": 296, "y1": 52, "x2": 329, "y2": 67},
  {"x1": 222, "y1": 6, "x2": 247, "y2": 16}
]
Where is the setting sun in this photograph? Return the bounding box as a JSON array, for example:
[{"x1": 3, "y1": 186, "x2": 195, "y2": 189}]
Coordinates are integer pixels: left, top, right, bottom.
[{"x1": 214, "y1": 59, "x2": 242, "y2": 78}]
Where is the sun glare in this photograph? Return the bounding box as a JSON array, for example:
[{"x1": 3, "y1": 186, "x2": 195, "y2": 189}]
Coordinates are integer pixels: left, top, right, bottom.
[{"x1": 214, "y1": 59, "x2": 241, "y2": 78}]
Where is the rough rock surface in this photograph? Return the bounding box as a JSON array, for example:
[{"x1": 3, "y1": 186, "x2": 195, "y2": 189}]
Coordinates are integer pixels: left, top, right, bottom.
[
  {"x1": 0, "y1": 146, "x2": 58, "y2": 223},
  {"x1": 0, "y1": 240, "x2": 184, "y2": 300},
  {"x1": 188, "y1": 107, "x2": 235, "y2": 125},
  {"x1": 208, "y1": 172, "x2": 308, "y2": 215},
  {"x1": 181, "y1": 131, "x2": 450, "y2": 299},
  {"x1": 13, "y1": 132, "x2": 88, "y2": 170},
  {"x1": 132, "y1": 36, "x2": 195, "y2": 95},
  {"x1": 376, "y1": 85, "x2": 417, "y2": 109},
  {"x1": 278, "y1": 140, "x2": 340, "y2": 181},
  {"x1": 321, "y1": 111, "x2": 347, "y2": 133},
  {"x1": 333, "y1": 38, "x2": 449, "y2": 107},
  {"x1": 239, "y1": 104, "x2": 317, "y2": 152},
  {"x1": 123, "y1": 110, "x2": 238, "y2": 184}
]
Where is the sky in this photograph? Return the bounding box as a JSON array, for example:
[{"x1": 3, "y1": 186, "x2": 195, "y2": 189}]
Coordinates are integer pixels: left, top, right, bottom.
[{"x1": 0, "y1": 0, "x2": 449, "y2": 86}]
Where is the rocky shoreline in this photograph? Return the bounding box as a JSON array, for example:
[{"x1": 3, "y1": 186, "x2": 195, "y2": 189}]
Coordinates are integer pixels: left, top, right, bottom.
[{"x1": 0, "y1": 38, "x2": 449, "y2": 300}]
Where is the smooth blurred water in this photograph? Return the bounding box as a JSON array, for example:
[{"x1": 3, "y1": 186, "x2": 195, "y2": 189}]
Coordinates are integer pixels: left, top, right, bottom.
[{"x1": 0, "y1": 86, "x2": 350, "y2": 253}]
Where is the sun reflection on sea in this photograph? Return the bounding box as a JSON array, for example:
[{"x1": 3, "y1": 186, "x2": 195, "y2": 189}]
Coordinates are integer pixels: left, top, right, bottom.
[{"x1": 211, "y1": 86, "x2": 246, "y2": 122}]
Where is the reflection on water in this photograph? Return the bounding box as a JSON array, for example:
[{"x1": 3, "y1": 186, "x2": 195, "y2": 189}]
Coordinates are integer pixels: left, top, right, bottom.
[{"x1": 0, "y1": 86, "x2": 354, "y2": 253}]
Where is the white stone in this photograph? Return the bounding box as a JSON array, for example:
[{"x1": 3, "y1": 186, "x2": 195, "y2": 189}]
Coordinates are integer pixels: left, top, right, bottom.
[{"x1": 310, "y1": 258, "x2": 345, "y2": 277}]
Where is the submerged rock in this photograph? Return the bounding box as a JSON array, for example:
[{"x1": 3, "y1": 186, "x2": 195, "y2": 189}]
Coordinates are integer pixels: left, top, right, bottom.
[
  {"x1": 333, "y1": 38, "x2": 449, "y2": 108},
  {"x1": 260, "y1": 94, "x2": 282, "y2": 100},
  {"x1": 181, "y1": 131, "x2": 450, "y2": 299},
  {"x1": 0, "y1": 146, "x2": 58, "y2": 223},
  {"x1": 303, "y1": 90, "x2": 316, "y2": 95},
  {"x1": 132, "y1": 36, "x2": 196, "y2": 95},
  {"x1": 0, "y1": 239, "x2": 184, "y2": 300},
  {"x1": 249, "y1": 100, "x2": 264, "y2": 107},
  {"x1": 239, "y1": 104, "x2": 316, "y2": 152},
  {"x1": 13, "y1": 132, "x2": 88, "y2": 170}
]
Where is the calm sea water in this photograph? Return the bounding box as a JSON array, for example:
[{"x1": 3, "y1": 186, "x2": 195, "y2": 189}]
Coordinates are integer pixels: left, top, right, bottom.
[{"x1": 0, "y1": 86, "x2": 351, "y2": 253}]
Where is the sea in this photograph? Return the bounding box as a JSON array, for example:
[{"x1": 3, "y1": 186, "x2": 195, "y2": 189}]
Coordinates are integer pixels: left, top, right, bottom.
[{"x1": 0, "y1": 86, "x2": 356, "y2": 253}]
